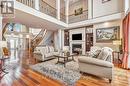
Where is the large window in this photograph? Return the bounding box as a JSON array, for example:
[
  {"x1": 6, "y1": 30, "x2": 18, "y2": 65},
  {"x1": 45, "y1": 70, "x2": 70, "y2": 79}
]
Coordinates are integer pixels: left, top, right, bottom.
[{"x1": 125, "y1": 0, "x2": 130, "y2": 13}]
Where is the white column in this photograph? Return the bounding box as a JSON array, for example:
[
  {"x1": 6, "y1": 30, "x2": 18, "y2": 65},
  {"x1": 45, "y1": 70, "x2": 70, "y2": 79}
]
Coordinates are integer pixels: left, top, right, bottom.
[
  {"x1": 65, "y1": 0, "x2": 69, "y2": 23},
  {"x1": 88, "y1": 0, "x2": 93, "y2": 19},
  {"x1": 35, "y1": 0, "x2": 40, "y2": 10},
  {"x1": 54, "y1": 31, "x2": 58, "y2": 50},
  {"x1": 58, "y1": 29, "x2": 62, "y2": 50},
  {"x1": 56, "y1": 0, "x2": 60, "y2": 20},
  {"x1": 0, "y1": 17, "x2": 2, "y2": 41},
  {"x1": 61, "y1": 30, "x2": 64, "y2": 48}
]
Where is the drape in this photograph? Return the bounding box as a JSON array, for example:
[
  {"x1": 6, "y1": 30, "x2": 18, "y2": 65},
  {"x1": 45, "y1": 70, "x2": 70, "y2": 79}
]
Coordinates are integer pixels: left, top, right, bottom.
[{"x1": 122, "y1": 12, "x2": 130, "y2": 69}]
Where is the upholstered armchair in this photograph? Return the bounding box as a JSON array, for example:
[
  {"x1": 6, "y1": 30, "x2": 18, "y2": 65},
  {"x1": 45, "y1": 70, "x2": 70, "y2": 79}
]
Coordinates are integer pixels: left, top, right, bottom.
[{"x1": 78, "y1": 47, "x2": 114, "y2": 82}]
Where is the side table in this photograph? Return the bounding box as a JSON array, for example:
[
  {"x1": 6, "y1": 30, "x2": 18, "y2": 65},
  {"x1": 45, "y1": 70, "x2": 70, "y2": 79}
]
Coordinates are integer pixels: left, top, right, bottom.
[{"x1": 113, "y1": 51, "x2": 122, "y2": 66}]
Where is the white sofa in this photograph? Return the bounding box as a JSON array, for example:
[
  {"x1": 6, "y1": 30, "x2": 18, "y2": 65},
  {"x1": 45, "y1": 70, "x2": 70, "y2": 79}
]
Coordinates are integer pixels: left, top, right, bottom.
[
  {"x1": 34, "y1": 46, "x2": 59, "y2": 61},
  {"x1": 78, "y1": 46, "x2": 114, "y2": 82}
]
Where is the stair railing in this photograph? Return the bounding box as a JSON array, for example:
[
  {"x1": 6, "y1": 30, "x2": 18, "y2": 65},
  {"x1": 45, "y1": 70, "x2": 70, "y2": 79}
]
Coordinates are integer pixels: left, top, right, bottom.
[{"x1": 31, "y1": 29, "x2": 47, "y2": 51}]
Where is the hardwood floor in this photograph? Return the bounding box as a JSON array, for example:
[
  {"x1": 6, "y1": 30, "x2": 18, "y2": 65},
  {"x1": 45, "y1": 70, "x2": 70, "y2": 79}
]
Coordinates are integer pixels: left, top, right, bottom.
[{"x1": 0, "y1": 50, "x2": 130, "y2": 86}]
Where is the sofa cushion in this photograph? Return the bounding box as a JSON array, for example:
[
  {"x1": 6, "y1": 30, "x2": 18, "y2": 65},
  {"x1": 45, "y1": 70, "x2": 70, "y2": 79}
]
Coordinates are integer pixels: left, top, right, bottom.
[
  {"x1": 53, "y1": 52, "x2": 59, "y2": 55},
  {"x1": 45, "y1": 53, "x2": 53, "y2": 57},
  {"x1": 78, "y1": 56, "x2": 113, "y2": 68}
]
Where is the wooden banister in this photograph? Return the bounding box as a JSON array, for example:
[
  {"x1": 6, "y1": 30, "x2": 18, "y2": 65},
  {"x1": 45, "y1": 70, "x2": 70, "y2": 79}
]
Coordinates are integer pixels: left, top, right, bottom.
[{"x1": 31, "y1": 29, "x2": 47, "y2": 51}]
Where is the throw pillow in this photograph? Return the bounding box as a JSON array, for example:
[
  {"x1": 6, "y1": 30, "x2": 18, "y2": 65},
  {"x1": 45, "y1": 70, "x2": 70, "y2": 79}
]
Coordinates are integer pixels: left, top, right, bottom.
[
  {"x1": 97, "y1": 49, "x2": 109, "y2": 60},
  {"x1": 90, "y1": 50, "x2": 101, "y2": 58}
]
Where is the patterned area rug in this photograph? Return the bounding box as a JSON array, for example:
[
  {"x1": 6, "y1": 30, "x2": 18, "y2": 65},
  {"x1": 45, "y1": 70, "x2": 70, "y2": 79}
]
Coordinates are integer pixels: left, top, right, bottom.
[{"x1": 30, "y1": 56, "x2": 81, "y2": 86}]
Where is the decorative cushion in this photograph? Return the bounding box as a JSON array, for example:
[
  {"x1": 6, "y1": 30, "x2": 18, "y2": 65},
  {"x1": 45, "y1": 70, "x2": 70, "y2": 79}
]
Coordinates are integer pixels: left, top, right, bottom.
[
  {"x1": 90, "y1": 46, "x2": 101, "y2": 53},
  {"x1": 90, "y1": 50, "x2": 101, "y2": 58},
  {"x1": 97, "y1": 48, "x2": 109, "y2": 60}
]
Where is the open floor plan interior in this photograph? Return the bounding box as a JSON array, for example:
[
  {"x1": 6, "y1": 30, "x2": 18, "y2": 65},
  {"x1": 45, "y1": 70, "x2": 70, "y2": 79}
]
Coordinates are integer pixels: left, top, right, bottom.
[{"x1": 0, "y1": 0, "x2": 130, "y2": 86}]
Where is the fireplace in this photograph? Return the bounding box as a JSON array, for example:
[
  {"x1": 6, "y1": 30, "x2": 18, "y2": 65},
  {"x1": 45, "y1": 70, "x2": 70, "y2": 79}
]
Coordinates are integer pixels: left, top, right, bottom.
[{"x1": 72, "y1": 44, "x2": 82, "y2": 55}]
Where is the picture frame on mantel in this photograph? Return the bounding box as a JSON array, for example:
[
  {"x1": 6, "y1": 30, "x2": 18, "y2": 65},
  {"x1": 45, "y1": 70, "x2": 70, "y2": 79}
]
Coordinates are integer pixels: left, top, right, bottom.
[
  {"x1": 102, "y1": 0, "x2": 111, "y2": 3},
  {"x1": 96, "y1": 26, "x2": 120, "y2": 42}
]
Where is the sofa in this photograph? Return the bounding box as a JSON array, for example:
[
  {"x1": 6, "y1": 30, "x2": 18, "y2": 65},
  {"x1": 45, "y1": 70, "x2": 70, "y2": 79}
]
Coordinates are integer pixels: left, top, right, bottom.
[
  {"x1": 34, "y1": 46, "x2": 59, "y2": 61},
  {"x1": 78, "y1": 46, "x2": 114, "y2": 82}
]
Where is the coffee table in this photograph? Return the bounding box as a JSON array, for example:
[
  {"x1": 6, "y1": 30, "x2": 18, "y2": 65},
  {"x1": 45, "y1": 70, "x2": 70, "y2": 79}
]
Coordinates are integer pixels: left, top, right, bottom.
[{"x1": 54, "y1": 53, "x2": 75, "y2": 67}]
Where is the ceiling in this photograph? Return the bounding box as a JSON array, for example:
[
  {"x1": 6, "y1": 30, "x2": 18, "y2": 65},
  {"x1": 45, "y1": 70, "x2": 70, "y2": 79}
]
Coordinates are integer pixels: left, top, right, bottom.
[{"x1": 3, "y1": 9, "x2": 66, "y2": 31}]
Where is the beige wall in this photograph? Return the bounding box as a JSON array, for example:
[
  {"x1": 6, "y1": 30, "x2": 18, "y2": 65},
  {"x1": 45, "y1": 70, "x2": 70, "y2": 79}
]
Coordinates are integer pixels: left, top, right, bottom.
[
  {"x1": 93, "y1": 0, "x2": 124, "y2": 18},
  {"x1": 93, "y1": 20, "x2": 122, "y2": 51},
  {"x1": 69, "y1": 0, "x2": 88, "y2": 15}
]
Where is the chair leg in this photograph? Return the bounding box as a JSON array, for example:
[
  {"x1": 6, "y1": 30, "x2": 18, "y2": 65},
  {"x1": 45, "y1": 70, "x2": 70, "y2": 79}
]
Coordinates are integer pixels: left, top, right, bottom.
[{"x1": 109, "y1": 79, "x2": 112, "y2": 83}]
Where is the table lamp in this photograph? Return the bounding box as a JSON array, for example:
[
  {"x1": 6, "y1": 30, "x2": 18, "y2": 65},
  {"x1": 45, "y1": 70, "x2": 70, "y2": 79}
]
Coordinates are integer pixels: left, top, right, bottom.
[
  {"x1": 113, "y1": 40, "x2": 122, "y2": 52},
  {"x1": 0, "y1": 41, "x2": 7, "y2": 57}
]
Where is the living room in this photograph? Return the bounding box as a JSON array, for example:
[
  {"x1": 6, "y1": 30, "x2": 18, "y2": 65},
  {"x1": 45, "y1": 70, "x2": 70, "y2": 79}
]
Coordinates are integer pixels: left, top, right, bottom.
[{"x1": 0, "y1": 0, "x2": 130, "y2": 86}]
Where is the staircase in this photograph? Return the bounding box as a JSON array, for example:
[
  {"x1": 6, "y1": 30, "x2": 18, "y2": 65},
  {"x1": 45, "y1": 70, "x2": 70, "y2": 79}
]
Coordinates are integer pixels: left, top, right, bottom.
[{"x1": 31, "y1": 29, "x2": 47, "y2": 52}]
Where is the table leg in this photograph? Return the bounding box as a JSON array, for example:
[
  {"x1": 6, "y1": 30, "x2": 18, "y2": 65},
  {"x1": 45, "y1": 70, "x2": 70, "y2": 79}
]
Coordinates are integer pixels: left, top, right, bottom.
[
  {"x1": 72, "y1": 55, "x2": 75, "y2": 62},
  {"x1": 64, "y1": 58, "x2": 66, "y2": 67},
  {"x1": 117, "y1": 52, "x2": 122, "y2": 67},
  {"x1": 56, "y1": 57, "x2": 59, "y2": 64}
]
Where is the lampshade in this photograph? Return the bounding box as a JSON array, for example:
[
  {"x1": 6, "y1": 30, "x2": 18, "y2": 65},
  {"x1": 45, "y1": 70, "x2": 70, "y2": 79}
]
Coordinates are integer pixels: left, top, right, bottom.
[
  {"x1": 63, "y1": 46, "x2": 69, "y2": 52},
  {"x1": 0, "y1": 41, "x2": 7, "y2": 48},
  {"x1": 113, "y1": 40, "x2": 121, "y2": 45}
]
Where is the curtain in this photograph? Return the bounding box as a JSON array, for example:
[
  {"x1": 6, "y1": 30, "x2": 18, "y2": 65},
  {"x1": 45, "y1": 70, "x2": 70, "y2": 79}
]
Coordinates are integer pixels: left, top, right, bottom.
[{"x1": 122, "y1": 12, "x2": 130, "y2": 69}]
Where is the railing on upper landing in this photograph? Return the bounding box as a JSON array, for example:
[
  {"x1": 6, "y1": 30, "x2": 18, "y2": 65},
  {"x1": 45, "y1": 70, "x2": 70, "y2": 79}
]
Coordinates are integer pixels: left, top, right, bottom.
[
  {"x1": 69, "y1": 10, "x2": 88, "y2": 23},
  {"x1": 16, "y1": 0, "x2": 35, "y2": 8},
  {"x1": 16, "y1": 0, "x2": 90, "y2": 24},
  {"x1": 60, "y1": 12, "x2": 66, "y2": 23},
  {"x1": 39, "y1": 0, "x2": 57, "y2": 18}
]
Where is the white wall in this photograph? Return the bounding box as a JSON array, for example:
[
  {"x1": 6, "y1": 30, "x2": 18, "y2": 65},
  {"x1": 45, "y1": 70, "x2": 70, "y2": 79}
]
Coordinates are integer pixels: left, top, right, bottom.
[
  {"x1": 39, "y1": 31, "x2": 54, "y2": 46},
  {"x1": 30, "y1": 28, "x2": 41, "y2": 35},
  {"x1": 93, "y1": 20, "x2": 122, "y2": 51},
  {"x1": 125, "y1": 0, "x2": 130, "y2": 13},
  {"x1": 93, "y1": 0, "x2": 124, "y2": 18}
]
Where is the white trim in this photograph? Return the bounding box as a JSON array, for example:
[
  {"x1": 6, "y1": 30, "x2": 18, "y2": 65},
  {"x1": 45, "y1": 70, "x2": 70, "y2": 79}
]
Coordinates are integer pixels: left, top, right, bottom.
[
  {"x1": 35, "y1": 0, "x2": 40, "y2": 10},
  {"x1": 128, "y1": 16, "x2": 130, "y2": 68},
  {"x1": 65, "y1": 0, "x2": 69, "y2": 23},
  {"x1": 0, "y1": 17, "x2": 2, "y2": 41},
  {"x1": 56, "y1": 0, "x2": 60, "y2": 20}
]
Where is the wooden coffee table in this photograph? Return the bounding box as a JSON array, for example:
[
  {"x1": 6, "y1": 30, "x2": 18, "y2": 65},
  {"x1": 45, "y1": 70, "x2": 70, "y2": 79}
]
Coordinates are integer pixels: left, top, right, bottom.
[{"x1": 54, "y1": 54, "x2": 75, "y2": 67}]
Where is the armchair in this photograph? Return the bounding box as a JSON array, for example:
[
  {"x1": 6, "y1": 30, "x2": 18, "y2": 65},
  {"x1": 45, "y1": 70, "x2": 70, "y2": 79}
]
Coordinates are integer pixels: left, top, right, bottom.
[{"x1": 78, "y1": 47, "x2": 114, "y2": 82}]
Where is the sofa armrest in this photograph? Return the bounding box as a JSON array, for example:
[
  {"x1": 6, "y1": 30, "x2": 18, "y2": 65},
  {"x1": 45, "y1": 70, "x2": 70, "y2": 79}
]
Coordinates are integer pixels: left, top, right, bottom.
[{"x1": 78, "y1": 57, "x2": 113, "y2": 68}]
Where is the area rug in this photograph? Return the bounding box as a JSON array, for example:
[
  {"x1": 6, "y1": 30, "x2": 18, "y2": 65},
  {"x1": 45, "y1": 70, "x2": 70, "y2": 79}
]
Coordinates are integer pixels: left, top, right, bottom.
[{"x1": 30, "y1": 56, "x2": 81, "y2": 86}]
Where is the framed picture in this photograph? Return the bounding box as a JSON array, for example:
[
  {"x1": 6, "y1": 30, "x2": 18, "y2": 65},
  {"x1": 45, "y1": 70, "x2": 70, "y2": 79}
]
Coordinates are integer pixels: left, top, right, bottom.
[
  {"x1": 96, "y1": 26, "x2": 120, "y2": 42},
  {"x1": 74, "y1": 8, "x2": 83, "y2": 16},
  {"x1": 102, "y1": 0, "x2": 111, "y2": 3}
]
